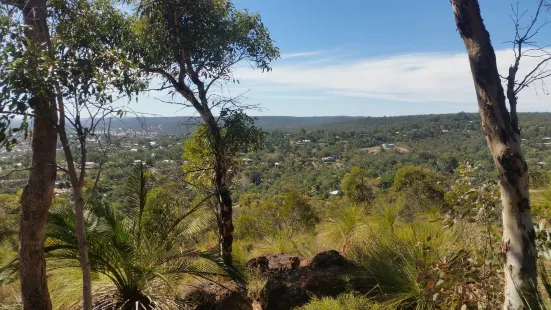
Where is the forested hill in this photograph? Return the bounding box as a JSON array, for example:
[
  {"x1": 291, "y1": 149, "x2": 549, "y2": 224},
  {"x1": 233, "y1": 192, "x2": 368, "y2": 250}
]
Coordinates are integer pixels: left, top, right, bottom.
[
  {"x1": 104, "y1": 115, "x2": 364, "y2": 133},
  {"x1": 105, "y1": 112, "x2": 551, "y2": 134}
]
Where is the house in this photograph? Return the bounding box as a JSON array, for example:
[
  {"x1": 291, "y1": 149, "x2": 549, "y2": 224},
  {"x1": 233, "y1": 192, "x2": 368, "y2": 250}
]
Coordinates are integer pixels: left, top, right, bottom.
[
  {"x1": 322, "y1": 156, "x2": 335, "y2": 162},
  {"x1": 243, "y1": 158, "x2": 253, "y2": 164},
  {"x1": 329, "y1": 190, "x2": 340, "y2": 195},
  {"x1": 274, "y1": 162, "x2": 281, "y2": 167},
  {"x1": 382, "y1": 143, "x2": 395, "y2": 149},
  {"x1": 441, "y1": 129, "x2": 449, "y2": 133},
  {"x1": 149, "y1": 141, "x2": 157, "y2": 146},
  {"x1": 133, "y1": 160, "x2": 142, "y2": 164},
  {"x1": 544, "y1": 143, "x2": 551, "y2": 147},
  {"x1": 85, "y1": 162, "x2": 97, "y2": 169},
  {"x1": 130, "y1": 148, "x2": 138, "y2": 152}
]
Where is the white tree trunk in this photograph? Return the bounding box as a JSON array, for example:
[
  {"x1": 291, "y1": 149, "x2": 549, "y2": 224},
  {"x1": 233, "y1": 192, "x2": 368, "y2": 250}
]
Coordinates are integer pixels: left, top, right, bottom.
[{"x1": 450, "y1": 1, "x2": 538, "y2": 308}]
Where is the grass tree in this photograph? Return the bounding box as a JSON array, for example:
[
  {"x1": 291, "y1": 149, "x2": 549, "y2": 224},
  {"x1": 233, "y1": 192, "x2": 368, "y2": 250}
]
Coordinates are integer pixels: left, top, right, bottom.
[
  {"x1": 134, "y1": 0, "x2": 279, "y2": 265},
  {"x1": 1, "y1": 164, "x2": 230, "y2": 309}
]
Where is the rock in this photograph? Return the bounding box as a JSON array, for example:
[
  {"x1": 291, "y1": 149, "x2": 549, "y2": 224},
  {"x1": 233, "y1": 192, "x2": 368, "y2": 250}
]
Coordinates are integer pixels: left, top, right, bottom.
[
  {"x1": 181, "y1": 281, "x2": 252, "y2": 310},
  {"x1": 246, "y1": 253, "x2": 301, "y2": 275},
  {"x1": 257, "y1": 278, "x2": 310, "y2": 310},
  {"x1": 252, "y1": 250, "x2": 358, "y2": 310},
  {"x1": 305, "y1": 250, "x2": 355, "y2": 269}
]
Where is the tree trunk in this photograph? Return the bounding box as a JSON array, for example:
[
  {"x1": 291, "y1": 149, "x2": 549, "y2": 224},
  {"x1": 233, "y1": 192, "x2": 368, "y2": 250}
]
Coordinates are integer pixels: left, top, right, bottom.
[
  {"x1": 450, "y1": 1, "x2": 538, "y2": 309},
  {"x1": 19, "y1": 101, "x2": 57, "y2": 310},
  {"x1": 72, "y1": 184, "x2": 92, "y2": 310},
  {"x1": 57, "y1": 97, "x2": 92, "y2": 310},
  {"x1": 215, "y1": 155, "x2": 234, "y2": 266},
  {"x1": 202, "y1": 113, "x2": 234, "y2": 266},
  {"x1": 17, "y1": 0, "x2": 56, "y2": 308}
]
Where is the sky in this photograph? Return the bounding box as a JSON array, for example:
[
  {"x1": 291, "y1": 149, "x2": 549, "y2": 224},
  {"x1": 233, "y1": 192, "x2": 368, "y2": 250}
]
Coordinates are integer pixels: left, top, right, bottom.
[{"x1": 132, "y1": 0, "x2": 551, "y2": 117}]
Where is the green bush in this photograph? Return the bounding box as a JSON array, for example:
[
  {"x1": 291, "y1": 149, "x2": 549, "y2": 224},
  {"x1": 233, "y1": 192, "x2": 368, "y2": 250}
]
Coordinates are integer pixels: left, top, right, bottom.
[{"x1": 296, "y1": 293, "x2": 377, "y2": 310}]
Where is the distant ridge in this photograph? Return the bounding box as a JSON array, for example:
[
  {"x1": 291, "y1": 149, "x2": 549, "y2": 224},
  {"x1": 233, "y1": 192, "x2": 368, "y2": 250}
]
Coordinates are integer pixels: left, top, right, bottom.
[
  {"x1": 104, "y1": 115, "x2": 365, "y2": 133},
  {"x1": 9, "y1": 113, "x2": 551, "y2": 134}
]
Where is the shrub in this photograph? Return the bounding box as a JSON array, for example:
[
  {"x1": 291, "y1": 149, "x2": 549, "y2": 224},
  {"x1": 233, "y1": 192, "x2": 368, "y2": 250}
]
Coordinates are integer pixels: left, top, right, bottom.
[{"x1": 296, "y1": 293, "x2": 377, "y2": 310}]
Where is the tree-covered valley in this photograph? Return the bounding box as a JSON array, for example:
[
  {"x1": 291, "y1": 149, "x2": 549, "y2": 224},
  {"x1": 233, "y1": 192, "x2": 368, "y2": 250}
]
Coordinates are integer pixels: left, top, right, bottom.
[
  {"x1": 2, "y1": 113, "x2": 551, "y2": 309},
  {"x1": 2, "y1": 0, "x2": 551, "y2": 309}
]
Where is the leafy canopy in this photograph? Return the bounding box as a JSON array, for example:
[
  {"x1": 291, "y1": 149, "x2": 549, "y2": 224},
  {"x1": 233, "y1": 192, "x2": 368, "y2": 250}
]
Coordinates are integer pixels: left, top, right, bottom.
[
  {"x1": 0, "y1": 0, "x2": 144, "y2": 150},
  {"x1": 136, "y1": 0, "x2": 279, "y2": 85},
  {"x1": 341, "y1": 167, "x2": 377, "y2": 204}
]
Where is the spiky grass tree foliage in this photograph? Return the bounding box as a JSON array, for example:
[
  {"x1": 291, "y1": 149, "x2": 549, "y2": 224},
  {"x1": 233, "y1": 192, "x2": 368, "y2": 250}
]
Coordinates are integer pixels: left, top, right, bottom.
[
  {"x1": 348, "y1": 221, "x2": 479, "y2": 310},
  {"x1": 1, "y1": 164, "x2": 232, "y2": 309}
]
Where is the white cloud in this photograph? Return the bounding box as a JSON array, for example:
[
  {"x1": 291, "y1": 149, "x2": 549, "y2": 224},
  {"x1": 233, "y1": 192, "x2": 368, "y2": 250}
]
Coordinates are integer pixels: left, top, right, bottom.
[
  {"x1": 234, "y1": 49, "x2": 551, "y2": 110},
  {"x1": 280, "y1": 50, "x2": 323, "y2": 60}
]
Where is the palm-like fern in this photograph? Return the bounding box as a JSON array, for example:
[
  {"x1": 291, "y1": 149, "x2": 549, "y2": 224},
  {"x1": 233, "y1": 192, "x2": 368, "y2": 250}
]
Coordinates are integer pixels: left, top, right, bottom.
[{"x1": 1, "y1": 163, "x2": 232, "y2": 309}]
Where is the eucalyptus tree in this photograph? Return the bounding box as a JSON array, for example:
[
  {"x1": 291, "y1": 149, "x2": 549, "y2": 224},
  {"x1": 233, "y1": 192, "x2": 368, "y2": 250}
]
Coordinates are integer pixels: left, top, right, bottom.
[
  {"x1": 1, "y1": 1, "x2": 145, "y2": 308},
  {"x1": 134, "y1": 0, "x2": 279, "y2": 265},
  {"x1": 51, "y1": 1, "x2": 145, "y2": 308},
  {"x1": 1, "y1": 1, "x2": 58, "y2": 308},
  {"x1": 449, "y1": 0, "x2": 550, "y2": 308}
]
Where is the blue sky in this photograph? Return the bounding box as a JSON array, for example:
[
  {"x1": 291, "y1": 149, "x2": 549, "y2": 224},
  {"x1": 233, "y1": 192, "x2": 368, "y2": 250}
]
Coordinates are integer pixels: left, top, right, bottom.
[{"x1": 132, "y1": 0, "x2": 551, "y2": 117}]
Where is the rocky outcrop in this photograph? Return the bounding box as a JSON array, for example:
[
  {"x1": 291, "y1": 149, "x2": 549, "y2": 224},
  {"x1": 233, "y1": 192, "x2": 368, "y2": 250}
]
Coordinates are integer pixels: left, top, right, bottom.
[
  {"x1": 246, "y1": 253, "x2": 301, "y2": 275},
  {"x1": 181, "y1": 251, "x2": 359, "y2": 310},
  {"x1": 181, "y1": 281, "x2": 252, "y2": 310},
  {"x1": 253, "y1": 250, "x2": 358, "y2": 310}
]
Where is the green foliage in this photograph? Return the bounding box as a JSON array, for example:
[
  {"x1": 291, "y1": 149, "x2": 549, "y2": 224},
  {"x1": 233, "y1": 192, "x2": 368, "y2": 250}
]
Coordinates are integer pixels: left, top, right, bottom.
[
  {"x1": 349, "y1": 221, "x2": 499, "y2": 309},
  {"x1": 0, "y1": 0, "x2": 144, "y2": 150},
  {"x1": 0, "y1": 194, "x2": 18, "y2": 215},
  {"x1": 443, "y1": 163, "x2": 501, "y2": 221},
  {"x1": 0, "y1": 5, "x2": 48, "y2": 150},
  {"x1": 182, "y1": 116, "x2": 263, "y2": 187},
  {"x1": 0, "y1": 193, "x2": 19, "y2": 251},
  {"x1": 393, "y1": 165, "x2": 446, "y2": 214},
  {"x1": 220, "y1": 109, "x2": 265, "y2": 157},
  {"x1": 183, "y1": 125, "x2": 215, "y2": 187},
  {"x1": 143, "y1": 182, "x2": 193, "y2": 244},
  {"x1": 136, "y1": 0, "x2": 279, "y2": 78},
  {"x1": 316, "y1": 205, "x2": 366, "y2": 254},
  {"x1": 296, "y1": 293, "x2": 376, "y2": 310},
  {"x1": 0, "y1": 164, "x2": 230, "y2": 309},
  {"x1": 52, "y1": 0, "x2": 146, "y2": 102},
  {"x1": 341, "y1": 166, "x2": 377, "y2": 203},
  {"x1": 235, "y1": 190, "x2": 317, "y2": 240}
]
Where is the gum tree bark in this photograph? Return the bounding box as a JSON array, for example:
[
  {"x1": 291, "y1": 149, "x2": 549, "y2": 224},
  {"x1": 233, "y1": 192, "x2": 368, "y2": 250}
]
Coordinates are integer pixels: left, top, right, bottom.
[
  {"x1": 450, "y1": 1, "x2": 537, "y2": 309},
  {"x1": 2, "y1": 0, "x2": 58, "y2": 308}
]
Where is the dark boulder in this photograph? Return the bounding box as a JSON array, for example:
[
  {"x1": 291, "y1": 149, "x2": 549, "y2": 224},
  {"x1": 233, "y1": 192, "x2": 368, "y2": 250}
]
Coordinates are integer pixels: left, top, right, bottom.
[
  {"x1": 252, "y1": 250, "x2": 358, "y2": 310},
  {"x1": 246, "y1": 253, "x2": 301, "y2": 275},
  {"x1": 305, "y1": 249, "x2": 355, "y2": 269},
  {"x1": 181, "y1": 281, "x2": 252, "y2": 310}
]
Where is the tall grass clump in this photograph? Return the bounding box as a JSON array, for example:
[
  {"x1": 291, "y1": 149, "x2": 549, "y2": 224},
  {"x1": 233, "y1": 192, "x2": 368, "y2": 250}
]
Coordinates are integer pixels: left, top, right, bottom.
[{"x1": 347, "y1": 219, "x2": 488, "y2": 309}]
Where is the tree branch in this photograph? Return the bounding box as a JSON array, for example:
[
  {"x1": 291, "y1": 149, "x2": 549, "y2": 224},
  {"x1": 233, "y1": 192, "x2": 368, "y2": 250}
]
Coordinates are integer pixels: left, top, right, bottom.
[
  {"x1": 0, "y1": 167, "x2": 32, "y2": 179},
  {"x1": 146, "y1": 67, "x2": 204, "y2": 112},
  {"x1": 0, "y1": 0, "x2": 25, "y2": 10}
]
